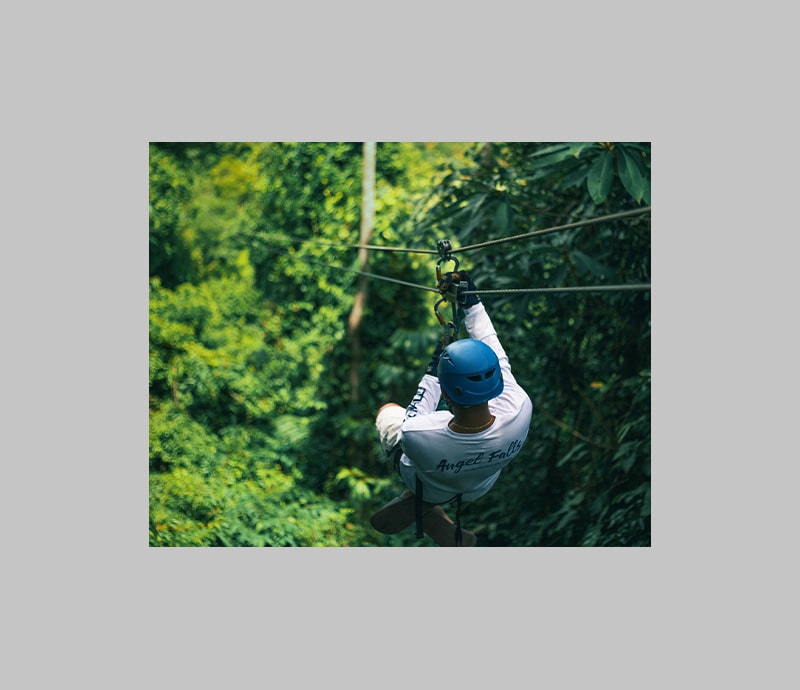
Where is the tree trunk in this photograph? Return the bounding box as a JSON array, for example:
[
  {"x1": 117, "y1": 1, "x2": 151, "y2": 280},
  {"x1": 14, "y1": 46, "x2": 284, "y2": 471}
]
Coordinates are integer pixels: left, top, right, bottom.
[{"x1": 347, "y1": 142, "x2": 376, "y2": 402}]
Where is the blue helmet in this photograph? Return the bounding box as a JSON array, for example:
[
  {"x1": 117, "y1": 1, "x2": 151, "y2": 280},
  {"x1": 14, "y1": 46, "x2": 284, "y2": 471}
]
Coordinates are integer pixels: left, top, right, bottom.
[{"x1": 437, "y1": 339, "x2": 504, "y2": 406}]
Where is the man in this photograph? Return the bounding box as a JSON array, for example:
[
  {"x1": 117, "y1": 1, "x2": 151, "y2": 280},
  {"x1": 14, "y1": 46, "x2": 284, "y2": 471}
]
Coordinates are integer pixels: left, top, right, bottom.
[{"x1": 371, "y1": 269, "x2": 533, "y2": 546}]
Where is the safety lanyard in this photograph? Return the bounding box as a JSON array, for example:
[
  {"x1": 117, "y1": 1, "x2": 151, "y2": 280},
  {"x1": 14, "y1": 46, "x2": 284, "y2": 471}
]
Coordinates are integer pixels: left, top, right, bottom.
[{"x1": 433, "y1": 239, "x2": 468, "y2": 345}]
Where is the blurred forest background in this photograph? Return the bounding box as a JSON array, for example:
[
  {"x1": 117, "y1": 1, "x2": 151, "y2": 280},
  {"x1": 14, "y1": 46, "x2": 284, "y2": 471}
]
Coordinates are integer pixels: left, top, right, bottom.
[{"x1": 149, "y1": 142, "x2": 651, "y2": 547}]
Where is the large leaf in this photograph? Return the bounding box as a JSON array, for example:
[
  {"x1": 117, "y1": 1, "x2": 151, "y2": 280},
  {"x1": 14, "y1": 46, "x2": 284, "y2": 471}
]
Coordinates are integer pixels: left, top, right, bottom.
[
  {"x1": 557, "y1": 443, "x2": 588, "y2": 467},
  {"x1": 642, "y1": 175, "x2": 651, "y2": 205},
  {"x1": 492, "y1": 198, "x2": 513, "y2": 233},
  {"x1": 527, "y1": 142, "x2": 592, "y2": 170},
  {"x1": 571, "y1": 250, "x2": 617, "y2": 280},
  {"x1": 617, "y1": 147, "x2": 645, "y2": 202},
  {"x1": 561, "y1": 162, "x2": 590, "y2": 189},
  {"x1": 587, "y1": 150, "x2": 614, "y2": 203}
]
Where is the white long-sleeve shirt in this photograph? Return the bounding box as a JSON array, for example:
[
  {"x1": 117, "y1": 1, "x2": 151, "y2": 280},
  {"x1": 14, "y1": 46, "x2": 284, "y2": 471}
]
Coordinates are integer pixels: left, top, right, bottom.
[{"x1": 398, "y1": 302, "x2": 533, "y2": 503}]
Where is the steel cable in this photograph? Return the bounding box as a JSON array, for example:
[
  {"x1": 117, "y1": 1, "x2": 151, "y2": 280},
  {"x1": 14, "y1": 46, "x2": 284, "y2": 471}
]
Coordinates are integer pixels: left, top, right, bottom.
[
  {"x1": 256, "y1": 243, "x2": 440, "y2": 293},
  {"x1": 450, "y1": 207, "x2": 651, "y2": 254},
  {"x1": 252, "y1": 206, "x2": 650, "y2": 257},
  {"x1": 257, "y1": 241, "x2": 649, "y2": 296}
]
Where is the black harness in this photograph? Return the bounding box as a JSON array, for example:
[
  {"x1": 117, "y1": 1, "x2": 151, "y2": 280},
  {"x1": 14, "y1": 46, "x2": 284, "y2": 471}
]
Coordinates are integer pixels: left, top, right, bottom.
[
  {"x1": 414, "y1": 478, "x2": 463, "y2": 545},
  {"x1": 390, "y1": 444, "x2": 462, "y2": 545}
]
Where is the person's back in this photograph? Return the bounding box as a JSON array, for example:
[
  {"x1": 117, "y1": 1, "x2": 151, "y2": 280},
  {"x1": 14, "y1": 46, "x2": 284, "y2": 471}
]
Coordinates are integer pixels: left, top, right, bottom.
[
  {"x1": 400, "y1": 300, "x2": 532, "y2": 503},
  {"x1": 371, "y1": 269, "x2": 532, "y2": 546}
]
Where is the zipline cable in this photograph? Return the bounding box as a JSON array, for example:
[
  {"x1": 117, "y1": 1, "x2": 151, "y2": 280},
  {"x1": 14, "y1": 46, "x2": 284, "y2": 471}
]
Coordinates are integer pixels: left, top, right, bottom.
[
  {"x1": 253, "y1": 231, "x2": 438, "y2": 255},
  {"x1": 256, "y1": 243, "x2": 440, "y2": 293},
  {"x1": 309, "y1": 241, "x2": 438, "y2": 255},
  {"x1": 465, "y1": 284, "x2": 650, "y2": 295},
  {"x1": 256, "y1": 240, "x2": 650, "y2": 296},
  {"x1": 253, "y1": 206, "x2": 650, "y2": 257},
  {"x1": 451, "y1": 206, "x2": 651, "y2": 254}
]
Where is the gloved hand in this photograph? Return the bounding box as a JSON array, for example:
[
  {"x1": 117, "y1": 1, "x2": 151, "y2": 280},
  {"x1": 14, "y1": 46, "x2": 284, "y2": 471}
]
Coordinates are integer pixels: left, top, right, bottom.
[
  {"x1": 438, "y1": 270, "x2": 481, "y2": 308},
  {"x1": 425, "y1": 336, "x2": 446, "y2": 378}
]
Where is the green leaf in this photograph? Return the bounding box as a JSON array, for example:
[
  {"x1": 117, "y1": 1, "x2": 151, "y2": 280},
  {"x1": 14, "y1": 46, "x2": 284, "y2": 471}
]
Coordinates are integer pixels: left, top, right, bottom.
[
  {"x1": 545, "y1": 262, "x2": 568, "y2": 286},
  {"x1": 617, "y1": 422, "x2": 633, "y2": 443},
  {"x1": 613, "y1": 441, "x2": 639, "y2": 473},
  {"x1": 571, "y1": 250, "x2": 614, "y2": 279},
  {"x1": 568, "y1": 490, "x2": 585, "y2": 506},
  {"x1": 526, "y1": 143, "x2": 573, "y2": 169},
  {"x1": 621, "y1": 451, "x2": 637, "y2": 473},
  {"x1": 492, "y1": 200, "x2": 511, "y2": 232},
  {"x1": 587, "y1": 150, "x2": 614, "y2": 203},
  {"x1": 640, "y1": 486, "x2": 651, "y2": 517},
  {"x1": 617, "y1": 147, "x2": 645, "y2": 202},
  {"x1": 561, "y1": 163, "x2": 589, "y2": 189},
  {"x1": 565, "y1": 142, "x2": 595, "y2": 158},
  {"x1": 557, "y1": 443, "x2": 588, "y2": 467}
]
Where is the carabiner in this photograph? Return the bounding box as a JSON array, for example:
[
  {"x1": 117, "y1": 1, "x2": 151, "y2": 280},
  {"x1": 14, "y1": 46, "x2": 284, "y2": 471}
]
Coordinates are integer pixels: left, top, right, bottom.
[
  {"x1": 435, "y1": 238, "x2": 460, "y2": 285},
  {"x1": 434, "y1": 238, "x2": 460, "y2": 344},
  {"x1": 434, "y1": 298, "x2": 457, "y2": 344},
  {"x1": 435, "y1": 255, "x2": 460, "y2": 286}
]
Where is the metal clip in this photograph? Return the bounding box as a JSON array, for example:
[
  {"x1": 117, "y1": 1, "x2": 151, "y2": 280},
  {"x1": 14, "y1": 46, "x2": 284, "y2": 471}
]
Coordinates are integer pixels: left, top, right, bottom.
[
  {"x1": 434, "y1": 298, "x2": 457, "y2": 344},
  {"x1": 435, "y1": 239, "x2": 459, "y2": 285},
  {"x1": 454, "y1": 280, "x2": 469, "y2": 305},
  {"x1": 434, "y1": 239, "x2": 459, "y2": 343},
  {"x1": 434, "y1": 288, "x2": 457, "y2": 344}
]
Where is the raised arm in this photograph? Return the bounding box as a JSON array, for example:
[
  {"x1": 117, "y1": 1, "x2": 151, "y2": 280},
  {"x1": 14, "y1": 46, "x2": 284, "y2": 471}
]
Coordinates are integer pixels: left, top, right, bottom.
[
  {"x1": 438, "y1": 270, "x2": 529, "y2": 414},
  {"x1": 404, "y1": 338, "x2": 445, "y2": 420}
]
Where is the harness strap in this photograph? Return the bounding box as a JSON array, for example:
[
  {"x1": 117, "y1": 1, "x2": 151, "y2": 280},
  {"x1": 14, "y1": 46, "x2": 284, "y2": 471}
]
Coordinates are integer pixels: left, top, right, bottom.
[
  {"x1": 415, "y1": 477, "x2": 424, "y2": 539},
  {"x1": 454, "y1": 493, "x2": 463, "y2": 546},
  {"x1": 416, "y1": 484, "x2": 464, "y2": 546},
  {"x1": 388, "y1": 444, "x2": 403, "y2": 475}
]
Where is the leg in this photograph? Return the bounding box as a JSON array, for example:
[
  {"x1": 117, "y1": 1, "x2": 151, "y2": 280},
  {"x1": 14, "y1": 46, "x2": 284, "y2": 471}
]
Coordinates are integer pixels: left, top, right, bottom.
[
  {"x1": 370, "y1": 490, "x2": 438, "y2": 534},
  {"x1": 371, "y1": 403, "x2": 419, "y2": 533},
  {"x1": 375, "y1": 403, "x2": 405, "y2": 467},
  {"x1": 423, "y1": 506, "x2": 477, "y2": 547},
  {"x1": 370, "y1": 493, "x2": 477, "y2": 546}
]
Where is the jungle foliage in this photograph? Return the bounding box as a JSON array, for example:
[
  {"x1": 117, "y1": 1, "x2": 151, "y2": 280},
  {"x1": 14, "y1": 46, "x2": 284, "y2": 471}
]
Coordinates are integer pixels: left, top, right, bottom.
[{"x1": 149, "y1": 141, "x2": 651, "y2": 547}]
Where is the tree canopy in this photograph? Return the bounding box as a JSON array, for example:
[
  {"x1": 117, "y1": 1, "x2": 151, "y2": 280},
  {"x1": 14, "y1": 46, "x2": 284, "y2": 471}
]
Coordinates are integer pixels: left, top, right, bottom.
[{"x1": 149, "y1": 141, "x2": 651, "y2": 546}]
